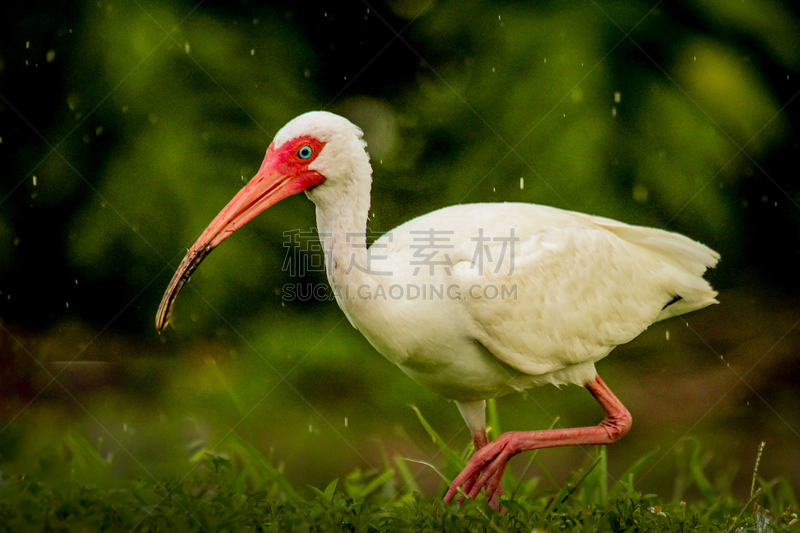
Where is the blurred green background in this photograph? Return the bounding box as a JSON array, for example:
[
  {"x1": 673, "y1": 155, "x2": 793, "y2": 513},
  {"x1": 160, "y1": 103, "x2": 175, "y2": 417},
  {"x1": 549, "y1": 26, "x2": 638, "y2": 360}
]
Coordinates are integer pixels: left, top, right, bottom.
[{"x1": 1, "y1": 0, "x2": 799, "y2": 502}]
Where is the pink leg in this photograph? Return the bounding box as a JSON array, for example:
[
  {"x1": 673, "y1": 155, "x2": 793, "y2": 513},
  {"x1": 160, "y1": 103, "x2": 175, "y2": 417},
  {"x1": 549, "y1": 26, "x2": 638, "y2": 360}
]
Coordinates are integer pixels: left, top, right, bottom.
[
  {"x1": 472, "y1": 429, "x2": 489, "y2": 450},
  {"x1": 444, "y1": 375, "x2": 632, "y2": 508}
]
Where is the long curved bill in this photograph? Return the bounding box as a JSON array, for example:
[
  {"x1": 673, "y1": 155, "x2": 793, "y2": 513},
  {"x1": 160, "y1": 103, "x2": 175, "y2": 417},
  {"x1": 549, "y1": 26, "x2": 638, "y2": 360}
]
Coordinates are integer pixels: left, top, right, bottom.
[{"x1": 155, "y1": 150, "x2": 323, "y2": 330}]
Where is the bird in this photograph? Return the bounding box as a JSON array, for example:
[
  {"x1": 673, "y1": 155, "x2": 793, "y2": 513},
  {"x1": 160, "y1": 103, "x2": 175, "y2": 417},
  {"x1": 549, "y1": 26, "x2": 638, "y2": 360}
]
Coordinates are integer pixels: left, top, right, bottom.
[{"x1": 156, "y1": 111, "x2": 719, "y2": 511}]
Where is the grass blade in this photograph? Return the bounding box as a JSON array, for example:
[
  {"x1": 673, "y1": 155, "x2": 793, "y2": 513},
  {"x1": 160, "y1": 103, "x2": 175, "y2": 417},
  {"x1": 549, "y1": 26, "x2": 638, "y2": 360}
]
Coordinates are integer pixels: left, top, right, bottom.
[
  {"x1": 487, "y1": 398, "x2": 501, "y2": 438},
  {"x1": 355, "y1": 468, "x2": 394, "y2": 499},
  {"x1": 394, "y1": 454, "x2": 422, "y2": 495},
  {"x1": 410, "y1": 405, "x2": 466, "y2": 472},
  {"x1": 750, "y1": 441, "x2": 766, "y2": 500},
  {"x1": 545, "y1": 456, "x2": 602, "y2": 514},
  {"x1": 582, "y1": 446, "x2": 608, "y2": 506},
  {"x1": 608, "y1": 447, "x2": 659, "y2": 499},
  {"x1": 226, "y1": 433, "x2": 302, "y2": 503},
  {"x1": 689, "y1": 439, "x2": 715, "y2": 503},
  {"x1": 63, "y1": 432, "x2": 111, "y2": 473}
]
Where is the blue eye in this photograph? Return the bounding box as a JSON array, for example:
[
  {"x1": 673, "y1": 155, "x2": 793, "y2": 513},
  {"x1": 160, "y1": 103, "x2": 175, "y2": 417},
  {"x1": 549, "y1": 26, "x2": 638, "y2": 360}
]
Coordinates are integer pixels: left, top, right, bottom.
[{"x1": 297, "y1": 145, "x2": 313, "y2": 159}]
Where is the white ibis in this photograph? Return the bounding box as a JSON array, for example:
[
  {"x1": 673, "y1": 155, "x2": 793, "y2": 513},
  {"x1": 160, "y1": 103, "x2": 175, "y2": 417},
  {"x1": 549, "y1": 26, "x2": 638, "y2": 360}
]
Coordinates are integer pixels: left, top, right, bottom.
[{"x1": 156, "y1": 111, "x2": 719, "y2": 510}]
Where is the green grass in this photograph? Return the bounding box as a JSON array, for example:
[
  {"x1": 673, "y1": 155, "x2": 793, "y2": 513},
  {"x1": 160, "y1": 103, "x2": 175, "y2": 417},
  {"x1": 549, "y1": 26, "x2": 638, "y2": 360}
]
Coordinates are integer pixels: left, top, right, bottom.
[{"x1": 0, "y1": 408, "x2": 797, "y2": 532}]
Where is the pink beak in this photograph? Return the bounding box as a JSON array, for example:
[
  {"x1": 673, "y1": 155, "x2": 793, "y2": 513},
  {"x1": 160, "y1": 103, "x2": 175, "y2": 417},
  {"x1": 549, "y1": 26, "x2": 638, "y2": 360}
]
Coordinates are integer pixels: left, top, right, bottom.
[{"x1": 156, "y1": 140, "x2": 325, "y2": 330}]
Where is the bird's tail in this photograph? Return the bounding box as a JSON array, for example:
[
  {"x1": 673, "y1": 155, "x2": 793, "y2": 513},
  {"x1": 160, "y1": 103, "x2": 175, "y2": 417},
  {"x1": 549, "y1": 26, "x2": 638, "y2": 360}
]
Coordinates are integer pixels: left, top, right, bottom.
[
  {"x1": 588, "y1": 215, "x2": 720, "y2": 322},
  {"x1": 653, "y1": 265, "x2": 718, "y2": 322}
]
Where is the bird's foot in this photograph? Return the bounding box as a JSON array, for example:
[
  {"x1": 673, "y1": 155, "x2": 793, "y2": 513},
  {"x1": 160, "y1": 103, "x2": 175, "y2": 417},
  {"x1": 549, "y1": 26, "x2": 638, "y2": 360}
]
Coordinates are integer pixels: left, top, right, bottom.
[{"x1": 444, "y1": 432, "x2": 518, "y2": 512}]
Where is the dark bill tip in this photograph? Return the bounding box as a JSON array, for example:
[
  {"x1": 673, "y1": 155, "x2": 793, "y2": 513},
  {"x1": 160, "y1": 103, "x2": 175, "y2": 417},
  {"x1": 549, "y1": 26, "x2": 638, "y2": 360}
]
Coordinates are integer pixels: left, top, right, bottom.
[{"x1": 155, "y1": 246, "x2": 213, "y2": 331}]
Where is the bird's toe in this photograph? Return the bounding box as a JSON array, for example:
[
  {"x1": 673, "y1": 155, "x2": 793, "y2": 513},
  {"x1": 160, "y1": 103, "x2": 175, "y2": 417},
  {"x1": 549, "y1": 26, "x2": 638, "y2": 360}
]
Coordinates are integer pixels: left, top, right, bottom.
[{"x1": 445, "y1": 436, "x2": 513, "y2": 509}]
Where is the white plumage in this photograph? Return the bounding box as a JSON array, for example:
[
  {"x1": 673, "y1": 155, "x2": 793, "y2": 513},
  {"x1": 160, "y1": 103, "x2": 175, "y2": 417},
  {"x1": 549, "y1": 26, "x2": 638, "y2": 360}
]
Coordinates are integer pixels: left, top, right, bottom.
[
  {"x1": 346, "y1": 202, "x2": 718, "y2": 400},
  {"x1": 157, "y1": 111, "x2": 719, "y2": 510}
]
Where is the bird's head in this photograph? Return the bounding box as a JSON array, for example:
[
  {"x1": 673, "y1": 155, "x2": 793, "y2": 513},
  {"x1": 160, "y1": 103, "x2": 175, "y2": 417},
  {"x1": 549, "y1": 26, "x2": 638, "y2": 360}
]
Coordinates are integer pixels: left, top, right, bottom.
[{"x1": 155, "y1": 111, "x2": 371, "y2": 330}]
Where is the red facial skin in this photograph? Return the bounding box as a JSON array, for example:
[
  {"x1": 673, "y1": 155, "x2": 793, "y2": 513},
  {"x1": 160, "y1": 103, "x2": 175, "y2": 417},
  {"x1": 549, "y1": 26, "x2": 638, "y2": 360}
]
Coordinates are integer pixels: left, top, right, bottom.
[
  {"x1": 156, "y1": 136, "x2": 327, "y2": 330},
  {"x1": 206, "y1": 136, "x2": 327, "y2": 248}
]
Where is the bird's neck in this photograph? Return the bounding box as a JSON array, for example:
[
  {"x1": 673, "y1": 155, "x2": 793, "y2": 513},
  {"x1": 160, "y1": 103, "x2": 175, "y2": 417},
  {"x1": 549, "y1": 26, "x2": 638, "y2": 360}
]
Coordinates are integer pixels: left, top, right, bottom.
[{"x1": 312, "y1": 179, "x2": 374, "y2": 294}]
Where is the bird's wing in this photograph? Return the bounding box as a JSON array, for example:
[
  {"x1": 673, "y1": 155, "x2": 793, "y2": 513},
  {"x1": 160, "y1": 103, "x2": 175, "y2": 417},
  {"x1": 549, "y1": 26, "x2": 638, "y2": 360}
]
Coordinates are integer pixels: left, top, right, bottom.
[{"x1": 418, "y1": 203, "x2": 720, "y2": 377}]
